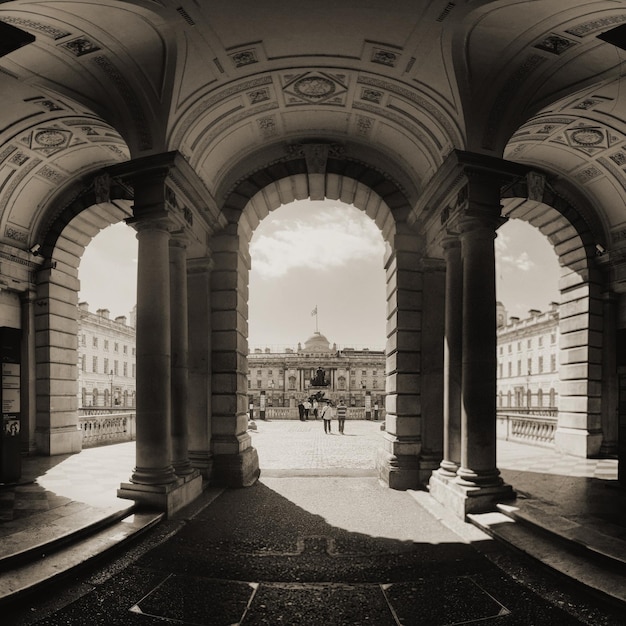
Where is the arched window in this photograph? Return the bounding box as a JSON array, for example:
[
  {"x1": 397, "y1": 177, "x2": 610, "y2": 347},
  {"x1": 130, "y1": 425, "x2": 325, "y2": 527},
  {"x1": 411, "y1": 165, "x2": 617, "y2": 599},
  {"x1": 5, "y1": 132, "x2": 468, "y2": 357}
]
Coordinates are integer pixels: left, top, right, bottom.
[
  {"x1": 507, "y1": 391, "x2": 512, "y2": 407},
  {"x1": 537, "y1": 388, "x2": 543, "y2": 408},
  {"x1": 527, "y1": 389, "x2": 532, "y2": 408},
  {"x1": 288, "y1": 376, "x2": 296, "y2": 390},
  {"x1": 338, "y1": 376, "x2": 346, "y2": 390},
  {"x1": 104, "y1": 389, "x2": 110, "y2": 406},
  {"x1": 92, "y1": 388, "x2": 99, "y2": 406},
  {"x1": 81, "y1": 388, "x2": 87, "y2": 407},
  {"x1": 549, "y1": 388, "x2": 556, "y2": 408},
  {"x1": 123, "y1": 390, "x2": 129, "y2": 407}
]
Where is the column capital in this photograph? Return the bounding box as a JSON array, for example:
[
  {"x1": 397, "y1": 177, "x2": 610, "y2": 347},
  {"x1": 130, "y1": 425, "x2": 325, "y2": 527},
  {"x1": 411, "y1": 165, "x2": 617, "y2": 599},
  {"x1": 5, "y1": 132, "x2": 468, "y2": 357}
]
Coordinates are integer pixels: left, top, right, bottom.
[
  {"x1": 188, "y1": 256, "x2": 214, "y2": 273},
  {"x1": 128, "y1": 214, "x2": 172, "y2": 234}
]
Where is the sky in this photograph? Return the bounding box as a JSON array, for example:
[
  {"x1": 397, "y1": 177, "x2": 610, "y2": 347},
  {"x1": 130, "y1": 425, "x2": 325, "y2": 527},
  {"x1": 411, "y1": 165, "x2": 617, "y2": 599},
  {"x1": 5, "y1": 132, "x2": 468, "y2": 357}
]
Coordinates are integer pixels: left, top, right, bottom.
[{"x1": 77, "y1": 201, "x2": 560, "y2": 347}]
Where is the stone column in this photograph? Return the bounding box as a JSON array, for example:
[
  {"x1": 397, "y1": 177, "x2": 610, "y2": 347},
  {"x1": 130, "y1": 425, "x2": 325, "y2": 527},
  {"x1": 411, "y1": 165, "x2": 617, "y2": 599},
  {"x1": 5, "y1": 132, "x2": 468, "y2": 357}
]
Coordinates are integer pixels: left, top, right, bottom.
[
  {"x1": 170, "y1": 234, "x2": 195, "y2": 477},
  {"x1": 187, "y1": 256, "x2": 213, "y2": 477},
  {"x1": 436, "y1": 237, "x2": 463, "y2": 477},
  {"x1": 126, "y1": 216, "x2": 178, "y2": 487},
  {"x1": 456, "y1": 215, "x2": 503, "y2": 487}
]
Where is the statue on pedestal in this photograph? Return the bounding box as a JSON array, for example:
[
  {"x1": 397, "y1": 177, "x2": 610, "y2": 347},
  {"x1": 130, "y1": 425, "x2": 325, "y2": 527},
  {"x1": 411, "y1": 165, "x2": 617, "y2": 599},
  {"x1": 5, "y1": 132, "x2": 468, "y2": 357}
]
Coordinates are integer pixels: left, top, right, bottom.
[{"x1": 310, "y1": 367, "x2": 328, "y2": 387}]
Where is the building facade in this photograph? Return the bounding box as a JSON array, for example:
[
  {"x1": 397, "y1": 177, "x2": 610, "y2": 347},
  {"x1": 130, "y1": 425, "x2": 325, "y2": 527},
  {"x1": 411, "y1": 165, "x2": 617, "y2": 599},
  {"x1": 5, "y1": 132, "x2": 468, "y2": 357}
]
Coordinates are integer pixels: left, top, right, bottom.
[
  {"x1": 248, "y1": 332, "x2": 385, "y2": 415},
  {"x1": 496, "y1": 303, "x2": 560, "y2": 412},
  {"x1": 77, "y1": 303, "x2": 137, "y2": 409}
]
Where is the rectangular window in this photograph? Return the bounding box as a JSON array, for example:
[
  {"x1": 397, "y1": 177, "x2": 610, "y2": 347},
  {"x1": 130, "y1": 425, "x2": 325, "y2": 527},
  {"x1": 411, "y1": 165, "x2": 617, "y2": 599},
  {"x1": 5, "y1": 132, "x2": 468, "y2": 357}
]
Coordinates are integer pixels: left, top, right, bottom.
[
  {"x1": 517, "y1": 360, "x2": 521, "y2": 376},
  {"x1": 508, "y1": 344, "x2": 512, "y2": 354},
  {"x1": 268, "y1": 369, "x2": 272, "y2": 376},
  {"x1": 123, "y1": 362, "x2": 128, "y2": 377},
  {"x1": 527, "y1": 358, "x2": 532, "y2": 375},
  {"x1": 132, "y1": 364, "x2": 136, "y2": 378},
  {"x1": 362, "y1": 370, "x2": 367, "y2": 376},
  {"x1": 538, "y1": 336, "x2": 543, "y2": 347},
  {"x1": 551, "y1": 333, "x2": 556, "y2": 345},
  {"x1": 114, "y1": 360, "x2": 119, "y2": 375},
  {"x1": 104, "y1": 339, "x2": 109, "y2": 350},
  {"x1": 114, "y1": 343, "x2": 119, "y2": 352},
  {"x1": 81, "y1": 355, "x2": 86, "y2": 372},
  {"x1": 551, "y1": 354, "x2": 556, "y2": 372},
  {"x1": 527, "y1": 339, "x2": 532, "y2": 349},
  {"x1": 256, "y1": 380, "x2": 262, "y2": 389},
  {"x1": 92, "y1": 356, "x2": 98, "y2": 373},
  {"x1": 517, "y1": 341, "x2": 521, "y2": 351},
  {"x1": 104, "y1": 358, "x2": 109, "y2": 374},
  {"x1": 123, "y1": 345, "x2": 128, "y2": 355},
  {"x1": 93, "y1": 336, "x2": 98, "y2": 348},
  {"x1": 498, "y1": 363, "x2": 503, "y2": 378},
  {"x1": 538, "y1": 356, "x2": 544, "y2": 373},
  {"x1": 507, "y1": 362, "x2": 512, "y2": 377}
]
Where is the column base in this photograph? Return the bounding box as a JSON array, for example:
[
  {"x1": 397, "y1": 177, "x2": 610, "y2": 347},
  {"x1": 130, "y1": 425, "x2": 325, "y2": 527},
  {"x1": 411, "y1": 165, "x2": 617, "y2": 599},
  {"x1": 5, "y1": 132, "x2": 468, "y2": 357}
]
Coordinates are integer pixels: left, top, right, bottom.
[
  {"x1": 118, "y1": 472, "x2": 203, "y2": 518},
  {"x1": 35, "y1": 426, "x2": 83, "y2": 455},
  {"x1": 429, "y1": 470, "x2": 515, "y2": 519},
  {"x1": 555, "y1": 427, "x2": 602, "y2": 458},
  {"x1": 189, "y1": 450, "x2": 214, "y2": 479},
  {"x1": 377, "y1": 447, "x2": 421, "y2": 490},
  {"x1": 212, "y1": 446, "x2": 260, "y2": 487}
]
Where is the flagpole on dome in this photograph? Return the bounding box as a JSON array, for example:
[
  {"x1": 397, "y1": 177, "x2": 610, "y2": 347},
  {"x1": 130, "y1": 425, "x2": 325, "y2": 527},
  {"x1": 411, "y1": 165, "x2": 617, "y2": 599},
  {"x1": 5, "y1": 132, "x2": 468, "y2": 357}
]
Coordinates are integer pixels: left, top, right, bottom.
[{"x1": 311, "y1": 305, "x2": 318, "y2": 333}]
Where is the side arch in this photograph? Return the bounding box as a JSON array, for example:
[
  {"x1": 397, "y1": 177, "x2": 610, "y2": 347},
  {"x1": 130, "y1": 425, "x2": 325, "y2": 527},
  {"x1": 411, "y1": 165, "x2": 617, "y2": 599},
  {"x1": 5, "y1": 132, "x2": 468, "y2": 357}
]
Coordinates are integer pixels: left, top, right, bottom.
[{"x1": 501, "y1": 173, "x2": 607, "y2": 456}]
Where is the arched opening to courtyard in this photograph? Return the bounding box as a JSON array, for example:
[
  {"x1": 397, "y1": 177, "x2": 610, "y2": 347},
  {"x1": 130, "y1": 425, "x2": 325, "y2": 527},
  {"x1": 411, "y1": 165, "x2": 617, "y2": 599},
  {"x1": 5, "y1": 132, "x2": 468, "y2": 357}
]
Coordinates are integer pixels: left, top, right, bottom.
[{"x1": 246, "y1": 198, "x2": 388, "y2": 473}]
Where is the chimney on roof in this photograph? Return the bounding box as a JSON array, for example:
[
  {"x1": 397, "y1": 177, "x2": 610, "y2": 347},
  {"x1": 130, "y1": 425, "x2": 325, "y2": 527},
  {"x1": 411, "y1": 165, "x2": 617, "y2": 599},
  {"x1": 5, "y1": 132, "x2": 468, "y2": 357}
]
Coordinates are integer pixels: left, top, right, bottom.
[
  {"x1": 115, "y1": 316, "x2": 127, "y2": 325},
  {"x1": 510, "y1": 316, "x2": 520, "y2": 324},
  {"x1": 97, "y1": 308, "x2": 110, "y2": 319},
  {"x1": 528, "y1": 309, "x2": 541, "y2": 317},
  {"x1": 78, "y1": 302, "x2": 89, "y2": 311}
]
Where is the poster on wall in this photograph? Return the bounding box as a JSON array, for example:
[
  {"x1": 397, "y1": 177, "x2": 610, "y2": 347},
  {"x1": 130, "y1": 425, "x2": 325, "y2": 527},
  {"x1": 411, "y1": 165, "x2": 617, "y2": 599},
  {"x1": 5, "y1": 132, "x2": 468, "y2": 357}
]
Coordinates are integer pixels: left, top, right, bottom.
[{"x1": 0, "y1": 327, "x2": 21, "y2": 482}]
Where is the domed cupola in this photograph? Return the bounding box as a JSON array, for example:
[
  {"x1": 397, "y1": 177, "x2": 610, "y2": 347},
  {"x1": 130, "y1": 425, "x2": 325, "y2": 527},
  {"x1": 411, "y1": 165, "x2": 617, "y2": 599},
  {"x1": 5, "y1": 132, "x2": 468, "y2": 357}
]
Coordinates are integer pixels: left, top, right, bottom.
[{"x1": 301, "y1": 331, "x2": 332, "y2": 353}]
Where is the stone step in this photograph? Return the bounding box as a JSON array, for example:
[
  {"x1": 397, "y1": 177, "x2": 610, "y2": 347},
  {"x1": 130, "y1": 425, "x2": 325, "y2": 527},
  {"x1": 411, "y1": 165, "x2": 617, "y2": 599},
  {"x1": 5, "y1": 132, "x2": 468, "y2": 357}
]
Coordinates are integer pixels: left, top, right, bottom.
[
  {"x1": 468, "y1": 507, "x2": 626, "y2": 605},
  {"x1": 496, "y1": 501, "x2": 626, "y2": 568},
  {"x1": 0, "y1": 501, "x2": 135, "y2": 569},
  {"x1": 0, "y1": 509, "x2": 163, "y2": 606}
]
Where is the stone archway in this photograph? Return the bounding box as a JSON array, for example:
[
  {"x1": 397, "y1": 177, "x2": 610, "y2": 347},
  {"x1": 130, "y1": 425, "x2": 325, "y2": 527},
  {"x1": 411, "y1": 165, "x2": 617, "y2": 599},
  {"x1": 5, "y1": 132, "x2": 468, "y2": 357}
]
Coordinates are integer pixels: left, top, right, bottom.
[
  {"x1": 501, "y1": 172, "x2": 608, "y2": 457},
  {"x1": 211, "y1": 147, "x2": 444, "y2": 490},
  {"x1": 32, "y1": 173, "x2": 133, "y2": 455}
]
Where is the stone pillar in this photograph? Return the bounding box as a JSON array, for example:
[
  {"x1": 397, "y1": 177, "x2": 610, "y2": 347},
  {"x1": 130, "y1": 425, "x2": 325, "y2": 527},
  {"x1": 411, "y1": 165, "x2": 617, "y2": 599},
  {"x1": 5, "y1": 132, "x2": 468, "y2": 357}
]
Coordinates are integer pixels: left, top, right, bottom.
[
  {"x1": 554, "y1": 265, "x2": 603, "y2": 457},
  {"x1": 20, "y1": 289, "x2": 37, "y2": 454},
  {"x1": 600, "y1": 291, "x2": 618, "y2": 456},
  {"x1": 187, "y1": 256, "x2": 213, "y2": 477},
  {"x1": 418, "y1": 259, "x2": 445, "y2": 481},
  {"x1": 34, "y1": 263, "x2": 82, "y2": 455},
  {"x1": 377, "y1": 232, "x2": 423, "y2": 490},
  {"x1": 169, "y1": 234, "x2": 196, "y2": 477},
  {"x1": 210, "y1": 229, "x2": 259, "y2": 487}
]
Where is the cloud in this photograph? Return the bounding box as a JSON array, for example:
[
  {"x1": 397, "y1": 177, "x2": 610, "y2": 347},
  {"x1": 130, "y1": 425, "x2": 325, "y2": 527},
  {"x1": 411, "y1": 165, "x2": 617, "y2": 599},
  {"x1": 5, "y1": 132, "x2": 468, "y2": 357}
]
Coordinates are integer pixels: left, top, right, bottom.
[
  {"x1": 499, "y1": 251, "x2": 534, "y2": 272},
  {"x1": 250, "y1": 208, "x2": 385, "y2": 278}
]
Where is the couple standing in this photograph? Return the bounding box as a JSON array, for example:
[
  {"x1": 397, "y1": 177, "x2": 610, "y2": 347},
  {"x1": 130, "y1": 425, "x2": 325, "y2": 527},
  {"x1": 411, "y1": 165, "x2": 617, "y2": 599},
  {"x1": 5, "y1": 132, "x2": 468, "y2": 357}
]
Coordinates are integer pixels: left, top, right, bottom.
[{"x1": 320, "y1": 399, "x2": 347, "y2": 434}]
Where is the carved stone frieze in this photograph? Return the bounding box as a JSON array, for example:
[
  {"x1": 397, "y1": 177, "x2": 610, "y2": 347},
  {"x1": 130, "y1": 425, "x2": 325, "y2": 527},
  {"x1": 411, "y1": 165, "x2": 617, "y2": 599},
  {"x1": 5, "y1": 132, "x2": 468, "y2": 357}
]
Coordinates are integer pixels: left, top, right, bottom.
[{"x1": 282, "y1": 71, "x2": 348, "y2": 105}]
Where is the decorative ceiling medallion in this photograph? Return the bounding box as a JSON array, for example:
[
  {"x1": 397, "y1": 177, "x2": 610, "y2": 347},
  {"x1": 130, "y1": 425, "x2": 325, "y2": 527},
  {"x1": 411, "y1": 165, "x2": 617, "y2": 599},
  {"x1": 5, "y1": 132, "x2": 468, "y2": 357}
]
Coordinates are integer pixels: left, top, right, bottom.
[
  {"x1": 282, "y1": 71, "x2": 348, "y2": 105},
  {"x1": 571, "y1": 128, "x2": 604, "y2": 145},
  {"x1": 564, "y1": 126, "x2": 608, "y2": 153},
  {"x1": 19, "y1": 127, "x2": 72, "y2": 155}
]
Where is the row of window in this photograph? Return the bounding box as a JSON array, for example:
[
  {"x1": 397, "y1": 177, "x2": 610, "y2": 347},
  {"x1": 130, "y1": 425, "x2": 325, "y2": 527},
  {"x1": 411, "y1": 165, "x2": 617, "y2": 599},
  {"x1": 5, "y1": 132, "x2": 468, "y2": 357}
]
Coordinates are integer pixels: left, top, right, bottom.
[
  {"x1": 249, "y1": 376, "x2": 380, "y2": 390},
  {"x1": 498, "y1": 354, "x2": 556, "y2": 377},
  {"x1": 499, "y1": 334, "x2": 556, "y2": 355},
  {"x1": 81, "y1": 334, "x2": 135, "y2": 356},
  {"x1": 80, "y1": 355, "x2": 136, "y2": 377},
  {"x1": 498, "y1": 388, "x2": 557, "y2": 408},
  {"x1": 254, "y1": 369, "x2": 380, "y2": 377}
]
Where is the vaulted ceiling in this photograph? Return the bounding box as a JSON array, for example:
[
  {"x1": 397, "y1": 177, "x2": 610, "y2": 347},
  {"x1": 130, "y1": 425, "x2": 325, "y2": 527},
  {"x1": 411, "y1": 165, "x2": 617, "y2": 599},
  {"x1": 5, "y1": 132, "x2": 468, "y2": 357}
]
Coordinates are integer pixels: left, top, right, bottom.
[{"x1": 0, "y1": 0, "x2": 625, "y2": 250}]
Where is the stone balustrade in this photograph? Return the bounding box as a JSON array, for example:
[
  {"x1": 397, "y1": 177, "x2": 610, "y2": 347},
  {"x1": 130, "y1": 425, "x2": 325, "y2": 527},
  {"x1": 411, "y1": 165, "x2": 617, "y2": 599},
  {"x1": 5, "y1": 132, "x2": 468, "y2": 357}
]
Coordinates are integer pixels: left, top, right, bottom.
[
  {"x1": 497, "y1": 409, "x2": 557, "y2": 447},
  {"x1": 79, "y1": 411, "x2": 136, "y2": 448}
]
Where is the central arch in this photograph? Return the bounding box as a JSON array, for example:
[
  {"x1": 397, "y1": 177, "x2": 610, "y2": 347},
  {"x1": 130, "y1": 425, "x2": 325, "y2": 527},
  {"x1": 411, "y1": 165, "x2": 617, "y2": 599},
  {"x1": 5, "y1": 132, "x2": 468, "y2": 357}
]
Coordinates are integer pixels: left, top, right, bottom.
[{"x1": 210, "y1": 149, "x2": 445, "y2": 489}]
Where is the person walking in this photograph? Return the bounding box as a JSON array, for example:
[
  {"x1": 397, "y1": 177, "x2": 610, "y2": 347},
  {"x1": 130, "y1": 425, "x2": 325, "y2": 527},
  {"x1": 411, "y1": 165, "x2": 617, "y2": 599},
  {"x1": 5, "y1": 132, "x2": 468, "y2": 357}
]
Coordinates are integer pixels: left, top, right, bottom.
[
  {"x1": 320, "y1": 400, "x2": 334, "y2": 434},
  {"x1": 336, "y1": 399, "x2": 347, "y2": 434},
  {"x1": 303, "y1": 398, "x2": 312, "y2": 420},
  {"x1": 312, "y1": 398, "x2": 319, "y2": 419},
  {"x1": 298, "y1": 399, "x2": 305, "y2": 421}
]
